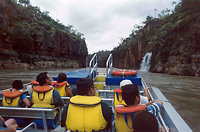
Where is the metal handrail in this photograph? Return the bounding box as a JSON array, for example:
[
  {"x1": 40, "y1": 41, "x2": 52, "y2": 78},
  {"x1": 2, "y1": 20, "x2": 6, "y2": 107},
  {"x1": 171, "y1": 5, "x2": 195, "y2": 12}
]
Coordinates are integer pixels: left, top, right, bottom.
[
  {"x1": 106, "y1": 54, "x2": 113, "y2": 77},
  {"x1": 89, "y1": 54, "x2": 97, "y2": 80},
  {"x1": 141, "y1": 77, "x2": 169, "y2": 132},
  {"x1": 21, "y1": 122, "x2": 37, "y2": 132}
]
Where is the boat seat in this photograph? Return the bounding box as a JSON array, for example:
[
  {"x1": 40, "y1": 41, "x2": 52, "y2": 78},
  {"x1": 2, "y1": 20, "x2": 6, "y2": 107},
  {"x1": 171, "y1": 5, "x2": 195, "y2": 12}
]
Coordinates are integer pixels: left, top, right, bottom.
[{"x1": 0, "y1": 107, "x2": 60, "y2": 131}]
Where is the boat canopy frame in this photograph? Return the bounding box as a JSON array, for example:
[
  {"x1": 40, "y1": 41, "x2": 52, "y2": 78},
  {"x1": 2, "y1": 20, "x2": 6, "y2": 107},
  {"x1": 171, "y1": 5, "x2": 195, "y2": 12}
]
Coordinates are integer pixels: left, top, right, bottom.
[
  {"x1": 106, "y1": 53, "x2": 113, "y2": 77},
  {"x1": 89, "y1": 54, "x2": 98, "y2": 80}
]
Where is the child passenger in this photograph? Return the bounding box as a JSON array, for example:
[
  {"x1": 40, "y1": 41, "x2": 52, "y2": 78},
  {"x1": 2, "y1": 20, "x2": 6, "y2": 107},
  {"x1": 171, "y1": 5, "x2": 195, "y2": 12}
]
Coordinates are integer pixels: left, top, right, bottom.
[
  {"x1": 52, "y1": 73, "x2": 73, "y2": 97},
  {"x1": 2, "y1": 80, "x2": 30, "y2": 107}
]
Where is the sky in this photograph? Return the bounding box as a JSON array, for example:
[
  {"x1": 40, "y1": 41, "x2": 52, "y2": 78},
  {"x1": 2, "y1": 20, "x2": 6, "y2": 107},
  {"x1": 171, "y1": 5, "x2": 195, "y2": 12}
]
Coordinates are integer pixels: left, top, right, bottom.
[{"x1": 31, "y1": 0, "x2": 180, "y2": 54}]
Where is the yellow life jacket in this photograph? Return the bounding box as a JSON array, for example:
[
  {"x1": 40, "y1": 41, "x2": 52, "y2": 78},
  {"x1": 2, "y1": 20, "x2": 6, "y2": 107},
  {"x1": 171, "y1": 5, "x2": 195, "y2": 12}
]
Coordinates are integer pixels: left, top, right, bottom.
[
  {"x1": 31, "y1": 86, "x2": 55, "y2": 109},
  {"x1": 30, "y1": 80, "x2": 39, "y2": 93},
  {"x1": 115, "y1": 105, "x2": 146, "y2": 132},
  {"x1": 114, "y1": 89, "x2": 126, "y2": 107},
  {"x1": 2, "y1": 90, "x2": 23, "y2": 107},
  {"x1": 66, "y1": 95, "x2": 107, "y2": 132},
  {"x1": 51, "y1": 81, "x2": 69, "y2": 97}
]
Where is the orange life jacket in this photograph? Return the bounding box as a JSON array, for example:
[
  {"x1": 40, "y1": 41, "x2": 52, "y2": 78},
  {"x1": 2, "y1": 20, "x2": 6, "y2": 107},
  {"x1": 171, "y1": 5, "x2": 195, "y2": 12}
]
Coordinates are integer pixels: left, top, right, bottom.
[
  {"x1": 51, "y1": 81, "x2": 69, "y2": 96},
  {"x1": 2, "y1": 90, "x2": 23, "y2": 106}
]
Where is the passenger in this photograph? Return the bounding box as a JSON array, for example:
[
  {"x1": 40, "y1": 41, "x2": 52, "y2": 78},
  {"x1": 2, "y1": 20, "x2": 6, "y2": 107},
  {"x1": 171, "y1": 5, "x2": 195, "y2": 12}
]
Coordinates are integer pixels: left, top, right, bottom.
[
  {"x1": 51, "y1": 73, "x2": 73, "y2": 97},
  {"x1": 133, "y1": 111, "x2": 167, "y2": 132},
  {"x1": 0, "y1": 116, "x2": 18, "y2": 132},
  {"x1": 30, "y1": 72, "x2": 64, "y2": 127},
  {"x1": 30, "y1": 72, "x2": 64, "y2": 109},
  {"x1": 2, "y1": 80, "x2": 30, "y2": 107},
  {"x1": 115, "y1": 84, "x2": 163, "y2": 132},
  {"x1": 120, "y1": 79, "x2": 150, "y2": 104},
  {"x1": 61, "y1": 78, "x2": 112, "y2": 131}
]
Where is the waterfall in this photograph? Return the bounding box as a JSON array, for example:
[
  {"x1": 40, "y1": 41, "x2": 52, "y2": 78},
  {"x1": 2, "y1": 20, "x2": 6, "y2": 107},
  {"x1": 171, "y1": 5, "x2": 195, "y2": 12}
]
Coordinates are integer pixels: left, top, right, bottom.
[{"x1": 140, "y1": 52, "x2": 152, "y2": 71}]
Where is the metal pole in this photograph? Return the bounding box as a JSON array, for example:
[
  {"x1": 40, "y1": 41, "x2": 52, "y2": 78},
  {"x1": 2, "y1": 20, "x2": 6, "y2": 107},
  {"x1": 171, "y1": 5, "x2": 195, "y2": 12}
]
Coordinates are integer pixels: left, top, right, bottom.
[{"x1": 141, "y1": 77, "x2": 169, "y2": 132}]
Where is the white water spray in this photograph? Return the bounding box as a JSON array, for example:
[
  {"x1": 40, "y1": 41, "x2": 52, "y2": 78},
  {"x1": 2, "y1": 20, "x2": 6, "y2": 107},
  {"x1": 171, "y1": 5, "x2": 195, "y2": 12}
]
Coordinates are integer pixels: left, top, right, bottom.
[{"x1": 140, "y1": 52, "x2": 152, "y2": 71}]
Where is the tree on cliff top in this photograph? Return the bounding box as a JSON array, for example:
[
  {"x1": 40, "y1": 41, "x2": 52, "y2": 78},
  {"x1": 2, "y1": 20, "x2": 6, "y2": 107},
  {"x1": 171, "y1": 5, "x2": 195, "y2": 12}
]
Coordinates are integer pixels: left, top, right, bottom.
[{"x1": 19, "y1": 0, "x2": 30, "y2": 7}]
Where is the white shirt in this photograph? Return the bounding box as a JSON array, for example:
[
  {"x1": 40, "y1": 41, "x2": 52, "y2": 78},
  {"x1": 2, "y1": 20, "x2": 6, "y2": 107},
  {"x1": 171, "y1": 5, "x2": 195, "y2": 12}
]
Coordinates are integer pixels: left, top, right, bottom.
[{"x1": 139, "y1": 95, "x2": 149, "y2": 105}]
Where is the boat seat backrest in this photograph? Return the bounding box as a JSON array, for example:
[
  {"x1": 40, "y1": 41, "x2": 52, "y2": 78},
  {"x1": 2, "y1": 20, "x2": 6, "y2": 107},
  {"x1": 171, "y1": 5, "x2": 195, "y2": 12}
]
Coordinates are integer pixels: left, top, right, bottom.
[
  {"x1": 0, "y1": 107, "x2": 56, "y2": 119},
  {"x1": 0, "y1": 107, "x2": 59, "y2": 131}
]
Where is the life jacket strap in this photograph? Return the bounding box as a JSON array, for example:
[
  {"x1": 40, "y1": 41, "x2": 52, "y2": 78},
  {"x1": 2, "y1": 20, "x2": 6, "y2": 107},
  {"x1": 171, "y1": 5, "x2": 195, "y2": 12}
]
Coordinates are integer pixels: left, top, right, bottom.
[
  {"x1": 5, "y1": 97, "x2": 13, "y2": 104},
  {"x1": 124, "y1": 112, "x2": 134, "y2": 129},
  {"x1": 116, "y1": 92, "x2": 123, "y2": 102},
  {"x1": 38, "y1": 92, "x2": 45, "y2": 101}
]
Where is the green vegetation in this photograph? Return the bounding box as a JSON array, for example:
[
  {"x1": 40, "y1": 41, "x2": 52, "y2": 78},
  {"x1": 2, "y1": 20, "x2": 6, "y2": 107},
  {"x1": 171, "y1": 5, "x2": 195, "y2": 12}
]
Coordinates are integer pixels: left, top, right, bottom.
[
  {"x1": 11, "y1": 0, "x2": 87, "y2": 56},
  {"x1": 0, "y1": 0, "x2": 88, "y2": 68},
  {"x1": 111, "y1": 1, "x2": 200, "y2": 72}
]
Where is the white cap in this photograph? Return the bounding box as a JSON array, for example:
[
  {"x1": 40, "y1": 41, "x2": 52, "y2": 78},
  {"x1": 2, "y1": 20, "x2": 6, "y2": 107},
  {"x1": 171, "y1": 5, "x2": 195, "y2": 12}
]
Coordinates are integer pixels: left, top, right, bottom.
[{"x1": 120, "y1": 79, "x2": 133, "y2": 88}]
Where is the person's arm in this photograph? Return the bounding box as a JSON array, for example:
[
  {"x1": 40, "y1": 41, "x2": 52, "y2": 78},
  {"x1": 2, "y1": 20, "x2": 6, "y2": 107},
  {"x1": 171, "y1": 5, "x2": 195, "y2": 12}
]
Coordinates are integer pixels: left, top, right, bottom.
[
  {"x1": 144, "y1": 87, "x2": 151, "y2": 101},
  {"x1": 61, "y1": 104, "x2": 69, "y2": 127},
  {"x1": 21, "y1": 94, "x2": 31, "y2": 107},
  {"x1": 65, "y1": 85, "x2": 73, "y2": 97},
  {"x1": 101, "y1": 102, "x2": 113, "y2": 131},
  {"x1": 145, "y1": 100, "x2": 163, "y2": 106},
  {"x1": 146, "y1": 101, "x2": 163, "y2": 116},
  {"x1": 0, "y1": 116, "x2": 5, "y2": 124},
  {"x1": 0, "y1": 126, "x2": 17, "y2": 132},
  {"x1": 53, "y1": 89, "x2": 64, "y2": 107}
]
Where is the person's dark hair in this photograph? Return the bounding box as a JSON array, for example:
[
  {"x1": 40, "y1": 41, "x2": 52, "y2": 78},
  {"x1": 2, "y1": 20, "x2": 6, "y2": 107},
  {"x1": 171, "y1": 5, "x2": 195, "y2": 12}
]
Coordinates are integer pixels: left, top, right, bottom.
[
  {"x1": 58, "y1": 73, "x2": 67, "y2": 83},
  {"x1": 133, "y1": 111, "x2": 158, "y2": 132},
  {"x1": 36, "y1": 72, "x2": 48, "y2": 86},
  {"x1": 76, "y1": 78, "x2": 94, "y2": 95},
  {"x1": 12, "y1": 80, "x2": 23, "y2": 90},
  {"x1": 122, "y1": 84, "x2": 139, "y2": 106}
]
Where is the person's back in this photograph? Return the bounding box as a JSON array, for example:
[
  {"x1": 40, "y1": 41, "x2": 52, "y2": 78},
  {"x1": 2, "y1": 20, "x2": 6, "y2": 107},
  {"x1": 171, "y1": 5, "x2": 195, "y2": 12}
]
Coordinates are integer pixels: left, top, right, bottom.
[
  {"x1": 30, "y1": 72, "x2": 64, "y2": 128},
  {"x1": 61, "y1": 78, "x2": 112, "y2": 131},
  {"x1": 2, "y1": 80, "x2": 30, "y2": 107},
  {"x1": 114, "y1": 84, "x2": 163, "y2": 132},
  {"x1": 30, "y1": 72, "x2": 64, "y2": 109}
]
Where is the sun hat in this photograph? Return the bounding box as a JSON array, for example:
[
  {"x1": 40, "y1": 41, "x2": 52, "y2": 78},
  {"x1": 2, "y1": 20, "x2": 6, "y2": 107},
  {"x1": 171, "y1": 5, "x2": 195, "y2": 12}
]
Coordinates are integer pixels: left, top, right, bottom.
[{"x1": 120, "y1": 79, "x2": 133, "y2": 88}]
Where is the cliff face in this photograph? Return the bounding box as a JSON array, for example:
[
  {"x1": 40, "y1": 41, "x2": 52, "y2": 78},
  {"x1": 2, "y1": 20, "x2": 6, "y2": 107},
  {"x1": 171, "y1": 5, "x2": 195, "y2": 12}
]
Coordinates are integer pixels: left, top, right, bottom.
[
  {"x1": 0, "y1": 0, "x2": 88, "y2": 69},
  {"x1": 150, "y1": 7, "x2": 200, "y2": 76},
  {"x1": 112, "y1": 2, "x2": 200, "y2": 76}
]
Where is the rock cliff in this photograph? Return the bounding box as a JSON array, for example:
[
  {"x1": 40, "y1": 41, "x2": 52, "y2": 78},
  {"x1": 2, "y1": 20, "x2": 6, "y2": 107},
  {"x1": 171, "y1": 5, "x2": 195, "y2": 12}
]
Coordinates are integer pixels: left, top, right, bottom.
[
  {"x1": 0, "y1": 0, "x2": 88, "y2": 69},
  {"x1": 112, "y1": 1, "x2": 200, "y2": 76}
]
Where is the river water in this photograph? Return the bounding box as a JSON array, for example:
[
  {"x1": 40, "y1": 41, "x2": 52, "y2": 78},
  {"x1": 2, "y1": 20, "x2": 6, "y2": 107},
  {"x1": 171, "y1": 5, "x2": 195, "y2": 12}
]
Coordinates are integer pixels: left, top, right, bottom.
[
  {"x1": 0, "y1": 69, "x2": 199, "y2": 131},
  {"x1": 139, "y1": 71, "x2": 200, "y2": 132}
]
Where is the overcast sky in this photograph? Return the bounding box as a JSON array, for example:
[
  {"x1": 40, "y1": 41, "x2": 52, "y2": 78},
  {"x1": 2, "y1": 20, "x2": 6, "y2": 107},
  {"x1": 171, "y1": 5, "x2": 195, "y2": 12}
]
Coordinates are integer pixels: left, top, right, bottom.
[{"x1": 31, "y1": 0, "x2": 180, "y2": 54}]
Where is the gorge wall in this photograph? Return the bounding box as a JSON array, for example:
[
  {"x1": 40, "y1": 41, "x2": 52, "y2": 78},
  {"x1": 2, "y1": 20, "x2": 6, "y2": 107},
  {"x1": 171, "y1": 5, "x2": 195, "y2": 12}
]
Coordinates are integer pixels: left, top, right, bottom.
[
  {"x1": 112, "y1": 1, "x2": 200, "y2": 76},
  {"x1": 0, "y1": 0, "x2": 88, "y2": 69}
]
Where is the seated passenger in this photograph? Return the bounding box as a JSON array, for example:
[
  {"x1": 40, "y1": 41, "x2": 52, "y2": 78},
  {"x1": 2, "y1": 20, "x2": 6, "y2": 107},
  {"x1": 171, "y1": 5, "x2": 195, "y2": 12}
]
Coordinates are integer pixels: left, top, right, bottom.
[
  {"x1": 114, "y1": 79, "x2": 150, "y2": 107},
  {"x1": 61, "y1": 78, "x2": 112, "y2": 131},
  {"x1": 115, "y1": 84, "x2": 163, "y2": 132},
  {"x1": 133, "y1": 111, "x2": 167, "y2": 132},
  {"x1": 30, "y1": 72, "x2": 64, "y2": 128},
  {"x1": 2, "y1": 80, "x2": 30, "y2": 107},
  {"x1": 121, "y1": 79, "x2": 150, "y2": 104},
  {"x1": 30, "y1": 72, "x2": 64, "y2": 109},
  {"x1": 51, "y1": 73, "x2": 73, "y2": 97},
  {"x1": 0, "y1": 116, "x2": 18, "y2": 132}
]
